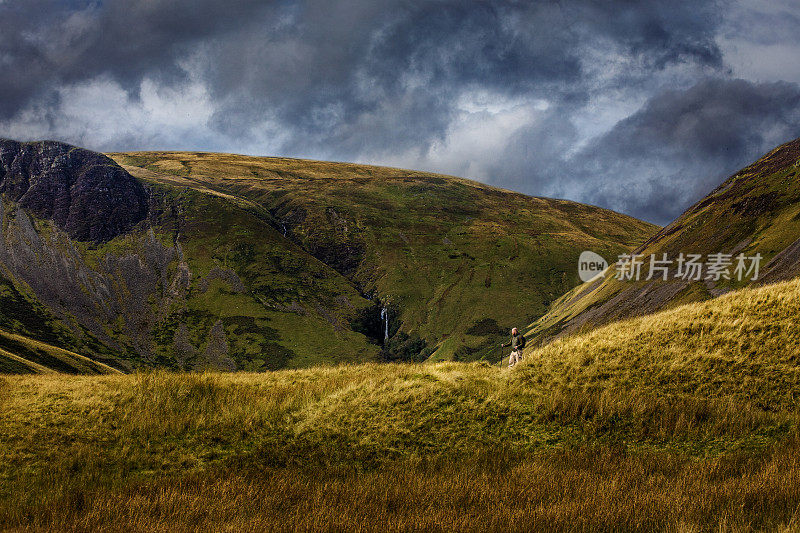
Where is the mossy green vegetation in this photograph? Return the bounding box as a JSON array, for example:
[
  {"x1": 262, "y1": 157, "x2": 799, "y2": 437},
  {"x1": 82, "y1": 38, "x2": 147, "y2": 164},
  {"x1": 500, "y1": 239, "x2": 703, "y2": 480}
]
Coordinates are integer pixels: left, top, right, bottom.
[{"x1": 109, "y1": 151, "x2": 656, "y2": 364}]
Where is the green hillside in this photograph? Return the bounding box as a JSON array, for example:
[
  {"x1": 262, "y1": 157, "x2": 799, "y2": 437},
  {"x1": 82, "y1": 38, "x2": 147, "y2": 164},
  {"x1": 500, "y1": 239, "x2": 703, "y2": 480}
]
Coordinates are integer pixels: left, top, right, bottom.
[
  {"x1": 1, "y1": 187, "x2": 379, "y2": 372},
  {"x1": 109, "y1": 151, "x2": 656, "y2": 363},
  {"x1": 527, "y1": 136, "x2": 800, "y2": 346},
  {"x1": 2, "y1": 277, "x2": 800, "y2": 530}
]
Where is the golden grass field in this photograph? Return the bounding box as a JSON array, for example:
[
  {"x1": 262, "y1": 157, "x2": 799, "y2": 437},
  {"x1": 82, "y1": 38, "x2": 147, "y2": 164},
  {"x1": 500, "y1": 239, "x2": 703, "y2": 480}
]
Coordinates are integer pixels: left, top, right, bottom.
[{"x1": 3, "y1": 278, "x2": 800, "y2": 531}]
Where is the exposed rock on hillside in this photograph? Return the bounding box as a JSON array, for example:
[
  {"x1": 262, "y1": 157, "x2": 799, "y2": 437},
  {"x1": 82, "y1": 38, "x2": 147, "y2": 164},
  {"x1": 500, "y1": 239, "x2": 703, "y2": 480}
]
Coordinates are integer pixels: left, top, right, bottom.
[{"x1": 0, "y1": 139, "x2": 148, "y2": 242}]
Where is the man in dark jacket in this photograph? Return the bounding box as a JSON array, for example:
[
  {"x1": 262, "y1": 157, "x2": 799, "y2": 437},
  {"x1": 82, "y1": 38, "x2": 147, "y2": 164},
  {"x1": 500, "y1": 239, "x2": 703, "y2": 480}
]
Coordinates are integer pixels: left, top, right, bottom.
[{"x1": 501, "y1": 327, "x2": 526, "y2": 368}]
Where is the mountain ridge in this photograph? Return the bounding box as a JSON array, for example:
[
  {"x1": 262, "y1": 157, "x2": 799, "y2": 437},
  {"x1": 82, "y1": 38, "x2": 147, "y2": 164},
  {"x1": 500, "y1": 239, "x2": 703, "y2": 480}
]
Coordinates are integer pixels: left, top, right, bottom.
[{"x1": 526, "y1": 136, "x2": 800, "y2": 346}]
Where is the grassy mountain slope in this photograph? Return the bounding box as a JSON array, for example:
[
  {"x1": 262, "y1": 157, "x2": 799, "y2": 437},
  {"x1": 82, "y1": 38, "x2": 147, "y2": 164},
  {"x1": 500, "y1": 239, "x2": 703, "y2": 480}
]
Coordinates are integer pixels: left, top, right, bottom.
[
  {"x1": 110, "y1": 151, "x2": 657, "y2": 362},
  {"x1": 0, "y1": 328, "x2": 120, "y2": 374},
  {"x1": 2, "y1": 277, "x2": 800, "y2": 530},
  {"x1": 518, "y1": 276, "x2": 800, "y2": 411},
  {"x1": 527, "y1": 136, "x2": 800, "y2": 345}
]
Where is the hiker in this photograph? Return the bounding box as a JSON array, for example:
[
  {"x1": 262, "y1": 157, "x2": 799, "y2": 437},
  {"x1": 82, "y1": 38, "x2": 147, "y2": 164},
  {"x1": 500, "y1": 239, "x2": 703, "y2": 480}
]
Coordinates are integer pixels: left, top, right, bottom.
[{"x1": 501, "y1": 327, "x2": 526, "y2": 368}]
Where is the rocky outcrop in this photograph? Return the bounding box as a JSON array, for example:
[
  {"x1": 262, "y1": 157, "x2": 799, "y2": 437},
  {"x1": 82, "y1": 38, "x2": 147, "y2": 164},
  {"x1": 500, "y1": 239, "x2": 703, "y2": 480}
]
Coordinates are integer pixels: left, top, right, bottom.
[
  {"x1": 0, "y1": 139, "x2": 148, "y2": 242},
  {"x1": 0, "y1": 201, "x2": 177, "y2": 365}
]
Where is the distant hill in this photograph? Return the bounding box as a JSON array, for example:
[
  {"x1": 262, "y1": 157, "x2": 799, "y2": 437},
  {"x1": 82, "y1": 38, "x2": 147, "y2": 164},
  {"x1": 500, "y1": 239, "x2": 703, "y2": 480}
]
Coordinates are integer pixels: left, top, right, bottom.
[
  {"x1": 527, "y1": 137, "x2": 800, "y2": 345},
  {"x1": 0, "y1": 140, "x2": 655, "y2": 373}
]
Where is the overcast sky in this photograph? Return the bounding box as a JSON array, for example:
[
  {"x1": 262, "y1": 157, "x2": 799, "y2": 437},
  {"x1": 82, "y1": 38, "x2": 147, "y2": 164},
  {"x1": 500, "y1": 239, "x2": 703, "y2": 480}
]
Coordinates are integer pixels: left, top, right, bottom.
[{"x1": 2, "y1": 0, "x2": 799, "y2": 224}]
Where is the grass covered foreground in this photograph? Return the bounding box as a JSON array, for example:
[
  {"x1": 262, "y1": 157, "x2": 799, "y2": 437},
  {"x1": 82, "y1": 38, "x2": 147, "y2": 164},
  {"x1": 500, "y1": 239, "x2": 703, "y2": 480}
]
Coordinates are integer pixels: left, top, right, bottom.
[{"x1": 4, "y1": 278, "x2": 800, "y2": 531}]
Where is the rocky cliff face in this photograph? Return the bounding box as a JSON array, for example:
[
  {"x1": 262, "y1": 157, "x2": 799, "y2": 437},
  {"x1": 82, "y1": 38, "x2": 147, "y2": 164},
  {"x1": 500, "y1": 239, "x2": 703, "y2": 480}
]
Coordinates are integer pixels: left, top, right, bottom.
[
  {"x1": 0, "y1": 141, "x2": 380, "y2": 372},
  {"x1": 0, "y1": 139, "x2": 148, "y2": 242}
]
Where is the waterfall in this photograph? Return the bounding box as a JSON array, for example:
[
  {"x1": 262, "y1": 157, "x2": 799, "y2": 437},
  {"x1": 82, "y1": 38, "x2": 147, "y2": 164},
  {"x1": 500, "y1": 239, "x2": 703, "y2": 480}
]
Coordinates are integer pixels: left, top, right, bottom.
[
  {"x1": 282, "y1": 224, "x2": 287, "y2": 237},
  {"x1": 380, "y1": 306, "x2": 389, "y2": 344}
]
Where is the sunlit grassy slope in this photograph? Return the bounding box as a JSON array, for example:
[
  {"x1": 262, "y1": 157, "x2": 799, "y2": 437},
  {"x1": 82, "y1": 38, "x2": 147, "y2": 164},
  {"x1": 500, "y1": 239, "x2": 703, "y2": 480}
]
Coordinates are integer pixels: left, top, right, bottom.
[
  {"x1": 0, "y1": 328, "x2": 120, "y2": 375},
  {"x1": 527, "y1": 136, "x2": 800, "y2": 346},
  {"x1": 110, "y1": 151, "x2": 656, "y2": 362},
  {"x1": 2, "y1": 278, "x2": 800, "y2": 530},
  {"x1": 518, "y1": 276, "x2": 800, "y2": 410}
]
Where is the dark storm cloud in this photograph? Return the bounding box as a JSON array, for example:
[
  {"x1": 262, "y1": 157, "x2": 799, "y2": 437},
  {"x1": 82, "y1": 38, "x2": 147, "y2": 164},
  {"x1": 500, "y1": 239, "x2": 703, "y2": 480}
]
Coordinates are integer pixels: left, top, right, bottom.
[
  {"x1": 0, "y1": 1, "x2": 723, "y2": 134},
  {"x1": 1, "y1": 0, "x2": 797, "y2": 225},
  {"x1": 0, "y1": 0, "x2": 286, "y2": 117},
  {"x1": 203, "y1": 0, "x2": 726, "y2": 157},
  {"x1": 559, "y1": 78, "x2": 800, "y2": 223}
]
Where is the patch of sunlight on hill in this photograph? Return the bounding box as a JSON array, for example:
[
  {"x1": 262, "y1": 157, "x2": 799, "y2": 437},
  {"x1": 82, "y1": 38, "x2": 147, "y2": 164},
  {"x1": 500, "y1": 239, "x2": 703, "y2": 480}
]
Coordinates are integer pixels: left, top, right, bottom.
[{"x1": 517, "y1": 277, "x2": 800, "y2": 409}]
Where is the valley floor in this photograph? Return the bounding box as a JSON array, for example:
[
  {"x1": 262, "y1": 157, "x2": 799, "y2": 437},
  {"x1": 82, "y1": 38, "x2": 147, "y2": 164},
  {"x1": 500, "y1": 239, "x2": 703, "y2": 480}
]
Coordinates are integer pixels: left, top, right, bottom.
[
  {"x1": 5, "y1": 278, "x2": 800, "y2": 531},
  {"x1": 1, "y1": 363, "x2": 798, "y2": 532}
]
